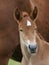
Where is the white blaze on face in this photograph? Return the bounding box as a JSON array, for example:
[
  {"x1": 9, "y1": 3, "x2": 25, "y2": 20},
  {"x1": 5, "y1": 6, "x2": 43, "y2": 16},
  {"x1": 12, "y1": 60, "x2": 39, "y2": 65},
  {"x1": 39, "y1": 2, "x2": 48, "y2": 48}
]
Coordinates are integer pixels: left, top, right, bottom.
[{"x1": 27, "y1": 20, "x2": 31, "y2": 26}]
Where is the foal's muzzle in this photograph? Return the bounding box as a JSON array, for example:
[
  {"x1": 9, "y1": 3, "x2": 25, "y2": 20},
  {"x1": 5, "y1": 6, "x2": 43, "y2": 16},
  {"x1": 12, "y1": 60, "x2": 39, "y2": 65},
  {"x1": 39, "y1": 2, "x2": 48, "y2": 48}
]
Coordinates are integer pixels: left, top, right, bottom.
[{"x1": 28, "y1": 44, "x2": 37, "y2": 53}]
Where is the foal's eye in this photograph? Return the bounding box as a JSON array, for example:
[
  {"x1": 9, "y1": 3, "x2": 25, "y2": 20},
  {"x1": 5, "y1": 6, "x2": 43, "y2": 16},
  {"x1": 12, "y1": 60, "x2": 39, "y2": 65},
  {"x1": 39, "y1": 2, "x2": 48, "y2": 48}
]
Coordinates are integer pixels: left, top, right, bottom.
[{"x1": 20, "y1": 29, "x2": 23, "y2": 32}]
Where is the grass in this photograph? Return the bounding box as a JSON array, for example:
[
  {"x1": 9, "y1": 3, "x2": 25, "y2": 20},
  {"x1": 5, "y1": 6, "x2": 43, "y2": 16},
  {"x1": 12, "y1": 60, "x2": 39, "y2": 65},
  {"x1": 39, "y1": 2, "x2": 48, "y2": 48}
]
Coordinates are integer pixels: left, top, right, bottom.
[{"x1": 8, "y1": 59, "x2": 21, "y2": 65}]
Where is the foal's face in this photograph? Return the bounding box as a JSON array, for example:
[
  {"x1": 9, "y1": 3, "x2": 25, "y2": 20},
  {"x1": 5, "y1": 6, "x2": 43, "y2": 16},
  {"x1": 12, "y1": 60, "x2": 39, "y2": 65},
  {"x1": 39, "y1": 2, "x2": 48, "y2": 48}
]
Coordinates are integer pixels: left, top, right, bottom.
[
  {"x1": 19, "y1": 16, "x2": 37, "y2": 54},
  {"x1": 15, "y1": 7, "x2": 38, "y2": 54}
]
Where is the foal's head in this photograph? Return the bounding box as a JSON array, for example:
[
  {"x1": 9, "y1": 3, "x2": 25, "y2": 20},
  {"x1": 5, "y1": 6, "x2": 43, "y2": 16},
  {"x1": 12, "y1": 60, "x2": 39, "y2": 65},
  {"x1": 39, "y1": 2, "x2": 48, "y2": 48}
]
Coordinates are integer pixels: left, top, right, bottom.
[{"x1": 14, "y1": 7, "x2": 38, "y2": 54}]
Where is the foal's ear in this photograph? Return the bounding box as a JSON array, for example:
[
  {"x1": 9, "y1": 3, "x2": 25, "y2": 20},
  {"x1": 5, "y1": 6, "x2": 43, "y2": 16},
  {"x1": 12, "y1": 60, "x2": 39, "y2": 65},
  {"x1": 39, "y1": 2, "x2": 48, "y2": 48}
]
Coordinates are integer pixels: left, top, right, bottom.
[
  {"x1": 14, "y1": 8, "x2": 22, "y2": 23},
  {"x1": 31, "y1": 6, "x2": 38, "y2": 20}
]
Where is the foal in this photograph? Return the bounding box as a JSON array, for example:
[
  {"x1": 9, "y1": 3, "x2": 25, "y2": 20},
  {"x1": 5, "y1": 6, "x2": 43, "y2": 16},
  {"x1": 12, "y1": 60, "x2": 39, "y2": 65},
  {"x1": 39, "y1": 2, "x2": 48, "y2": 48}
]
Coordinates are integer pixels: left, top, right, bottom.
[{"x1": 15, "y1": 7, "x2": 49, "y2": 65}]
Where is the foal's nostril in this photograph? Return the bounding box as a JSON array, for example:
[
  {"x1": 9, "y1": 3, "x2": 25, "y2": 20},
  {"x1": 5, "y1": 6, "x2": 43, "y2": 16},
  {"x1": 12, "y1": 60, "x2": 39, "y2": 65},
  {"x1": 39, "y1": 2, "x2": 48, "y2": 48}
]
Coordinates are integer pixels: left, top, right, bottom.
[{"x1": 29, "y1": 45, "x2": 37, "y2": 53}]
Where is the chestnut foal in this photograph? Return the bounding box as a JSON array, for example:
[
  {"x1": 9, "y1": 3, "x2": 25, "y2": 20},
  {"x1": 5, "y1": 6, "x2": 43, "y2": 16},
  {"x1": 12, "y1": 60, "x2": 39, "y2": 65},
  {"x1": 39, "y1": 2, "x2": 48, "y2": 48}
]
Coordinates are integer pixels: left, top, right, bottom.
[{"x1": 15, "y1": 7, "x2": 49, "y2": 65}]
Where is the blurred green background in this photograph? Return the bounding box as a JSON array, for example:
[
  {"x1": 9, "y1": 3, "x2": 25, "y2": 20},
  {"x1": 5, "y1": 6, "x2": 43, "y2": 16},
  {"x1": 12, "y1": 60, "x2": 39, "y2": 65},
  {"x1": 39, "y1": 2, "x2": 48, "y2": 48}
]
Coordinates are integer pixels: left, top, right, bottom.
[{"x1": 8, "y1": 59, "x2": 21, "y2": 65}]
